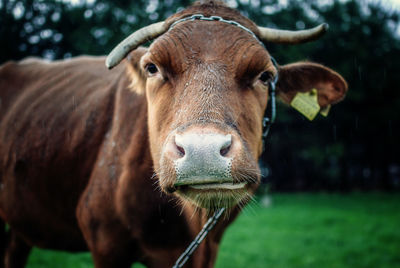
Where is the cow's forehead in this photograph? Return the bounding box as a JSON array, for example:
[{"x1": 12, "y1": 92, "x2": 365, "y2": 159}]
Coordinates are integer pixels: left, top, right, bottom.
[{"x1": 148, "y1": 20, "x2": 271, "y2": 75}]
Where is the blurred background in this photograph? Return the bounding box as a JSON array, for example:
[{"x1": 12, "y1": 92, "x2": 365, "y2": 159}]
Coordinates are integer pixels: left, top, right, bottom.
[
  {"x1": 1, "y1": 0, "x2": 400, "y2": 191},
  {"x1": 1, "y1": 0, "x2": 399, "y2": 267}
]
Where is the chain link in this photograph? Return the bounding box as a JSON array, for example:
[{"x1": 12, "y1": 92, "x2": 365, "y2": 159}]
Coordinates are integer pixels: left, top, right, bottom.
[
  {"x1": 169, "y1": 14, "x2": 263, "y2": 46},
  {"x1": 172, "y1": 208, "x2": 225, "y2": 268}
]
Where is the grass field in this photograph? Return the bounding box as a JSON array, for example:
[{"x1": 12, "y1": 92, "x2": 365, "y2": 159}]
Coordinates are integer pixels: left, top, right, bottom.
[{"x1": 26, "y1": 193, "x2": 400, "y2": 268}]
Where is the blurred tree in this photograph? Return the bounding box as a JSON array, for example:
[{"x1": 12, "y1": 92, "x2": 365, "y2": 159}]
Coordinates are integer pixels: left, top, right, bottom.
[
  {"x1": 260, "y1": 0, "x2": 400, "y2": 191},
  {"x1": 0, "y1": 0, "x2": 399, "y2": 191}
]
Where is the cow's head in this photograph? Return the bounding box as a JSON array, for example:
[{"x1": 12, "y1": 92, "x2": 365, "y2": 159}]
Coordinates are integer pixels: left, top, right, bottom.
[{"x1": 107, "y1": 1, "x2": 347, "y2": 210}]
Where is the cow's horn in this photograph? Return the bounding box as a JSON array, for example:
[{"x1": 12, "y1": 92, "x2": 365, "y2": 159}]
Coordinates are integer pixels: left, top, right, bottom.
[
  {"x1": 258, "y1": 23, "x2": 328, "y2": 44},
  {"x1": 106, "y1": 21, "x2": 167, "y2": 69}
]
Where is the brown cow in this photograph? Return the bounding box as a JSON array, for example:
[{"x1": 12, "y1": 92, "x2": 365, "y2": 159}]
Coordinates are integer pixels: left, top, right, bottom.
[{"x1": 0, "y1": 1, "x2": 347, "y2": 267}]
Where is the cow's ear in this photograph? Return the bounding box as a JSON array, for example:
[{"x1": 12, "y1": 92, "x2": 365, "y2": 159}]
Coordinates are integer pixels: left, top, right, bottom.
[
  {"x1": 126, "y1": 47, "x2": 148, "y2": 95},
  {"x1": 276, "y1": 62, "x2": 348, "y2": 112}
]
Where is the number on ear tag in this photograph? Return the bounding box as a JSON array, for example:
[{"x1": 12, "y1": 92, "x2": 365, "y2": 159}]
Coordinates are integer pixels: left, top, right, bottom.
[{"x1": 290, "y1": 89, "x2": 320, "y2": 121}]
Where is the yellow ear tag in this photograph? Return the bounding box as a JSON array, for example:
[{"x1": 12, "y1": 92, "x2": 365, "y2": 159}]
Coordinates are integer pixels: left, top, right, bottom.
[
  {"x1": 290, "y1": 88, "x2": 320, "y2": 121},
  {"x1": 320, "y1": 105, "x2": 331, "y2": 117}
]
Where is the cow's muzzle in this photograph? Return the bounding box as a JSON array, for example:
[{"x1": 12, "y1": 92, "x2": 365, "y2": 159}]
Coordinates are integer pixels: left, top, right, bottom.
[
  {"x1": 174, "y1": 133, "x2": 233, "y2": 185},
  {"x1": 162, "y1": 130, "x2": 246, "y2": 189},
  {"x1": 159, "y1": 127, "x2": 258, "y2": 209}
]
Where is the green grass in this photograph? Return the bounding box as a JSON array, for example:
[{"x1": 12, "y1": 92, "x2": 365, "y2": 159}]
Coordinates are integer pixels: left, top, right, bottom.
[
  {"x1": 26, "y1": 193, "x2": 400, "y2": 268},
  {"x1": 216, "y1": 193, "x2": 400, "y2": 268}
]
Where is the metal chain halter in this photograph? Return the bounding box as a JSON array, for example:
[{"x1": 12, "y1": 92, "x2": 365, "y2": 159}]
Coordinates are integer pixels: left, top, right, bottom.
[
  {"x1": 169, "y1": 14, "x2": 263, "y2": 46},
  {"x1": 169, "y1": 14, "x2": 279, "y2": 268},
  {"x1": 262, "y1": 56, "x2": 279, "y2": 144},
  {"x1": 172, "y1": 208, "x2": 225, "y2": 268}
]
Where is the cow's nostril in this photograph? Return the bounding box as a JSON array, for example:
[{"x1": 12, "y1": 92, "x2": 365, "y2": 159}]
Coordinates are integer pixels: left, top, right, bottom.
[
  {"x1": 220, "y1": 135, "x2": 232, "y2": 157},
  {"x1": 220, "y1": 144, "x2": 231, "y2": 157},
  {"x1": 176, "y1": 144, "x2": 185, "y2": 157},
  {"x1": 173, "y1": 134, "x2": 186, "y2": 158}
]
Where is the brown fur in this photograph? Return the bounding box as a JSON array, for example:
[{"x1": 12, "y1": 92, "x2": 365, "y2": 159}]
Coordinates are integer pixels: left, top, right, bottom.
[{"x1": 0, "y1": 1, "x2": 347, "y2": 267}]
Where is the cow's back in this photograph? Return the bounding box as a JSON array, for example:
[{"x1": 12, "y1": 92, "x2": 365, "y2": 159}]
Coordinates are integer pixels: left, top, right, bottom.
[{"x1": 0, "y1": 56, "x2": 130, "y2": 250}]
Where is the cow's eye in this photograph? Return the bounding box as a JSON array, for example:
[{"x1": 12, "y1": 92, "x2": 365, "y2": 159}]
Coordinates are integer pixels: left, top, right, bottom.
[
  {"x1": 259, "y1": 71, "x2": 273, "y2": 85},
  {"x1": 146, "y1": 63, "x2": 158, "y2": 75}
]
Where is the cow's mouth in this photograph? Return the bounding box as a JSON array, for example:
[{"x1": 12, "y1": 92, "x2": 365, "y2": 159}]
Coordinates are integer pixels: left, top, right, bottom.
[
  {"x1": 188, "y1": 182, "x2": 247, "y2": 190},
  {"x1": 174, "y1": 181, "x2": 250, "y2": 210}
]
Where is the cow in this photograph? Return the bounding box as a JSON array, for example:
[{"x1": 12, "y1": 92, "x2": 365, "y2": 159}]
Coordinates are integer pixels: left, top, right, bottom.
[{"x1": 0, "y1": 1, "x2": 348, "y2": 267}]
